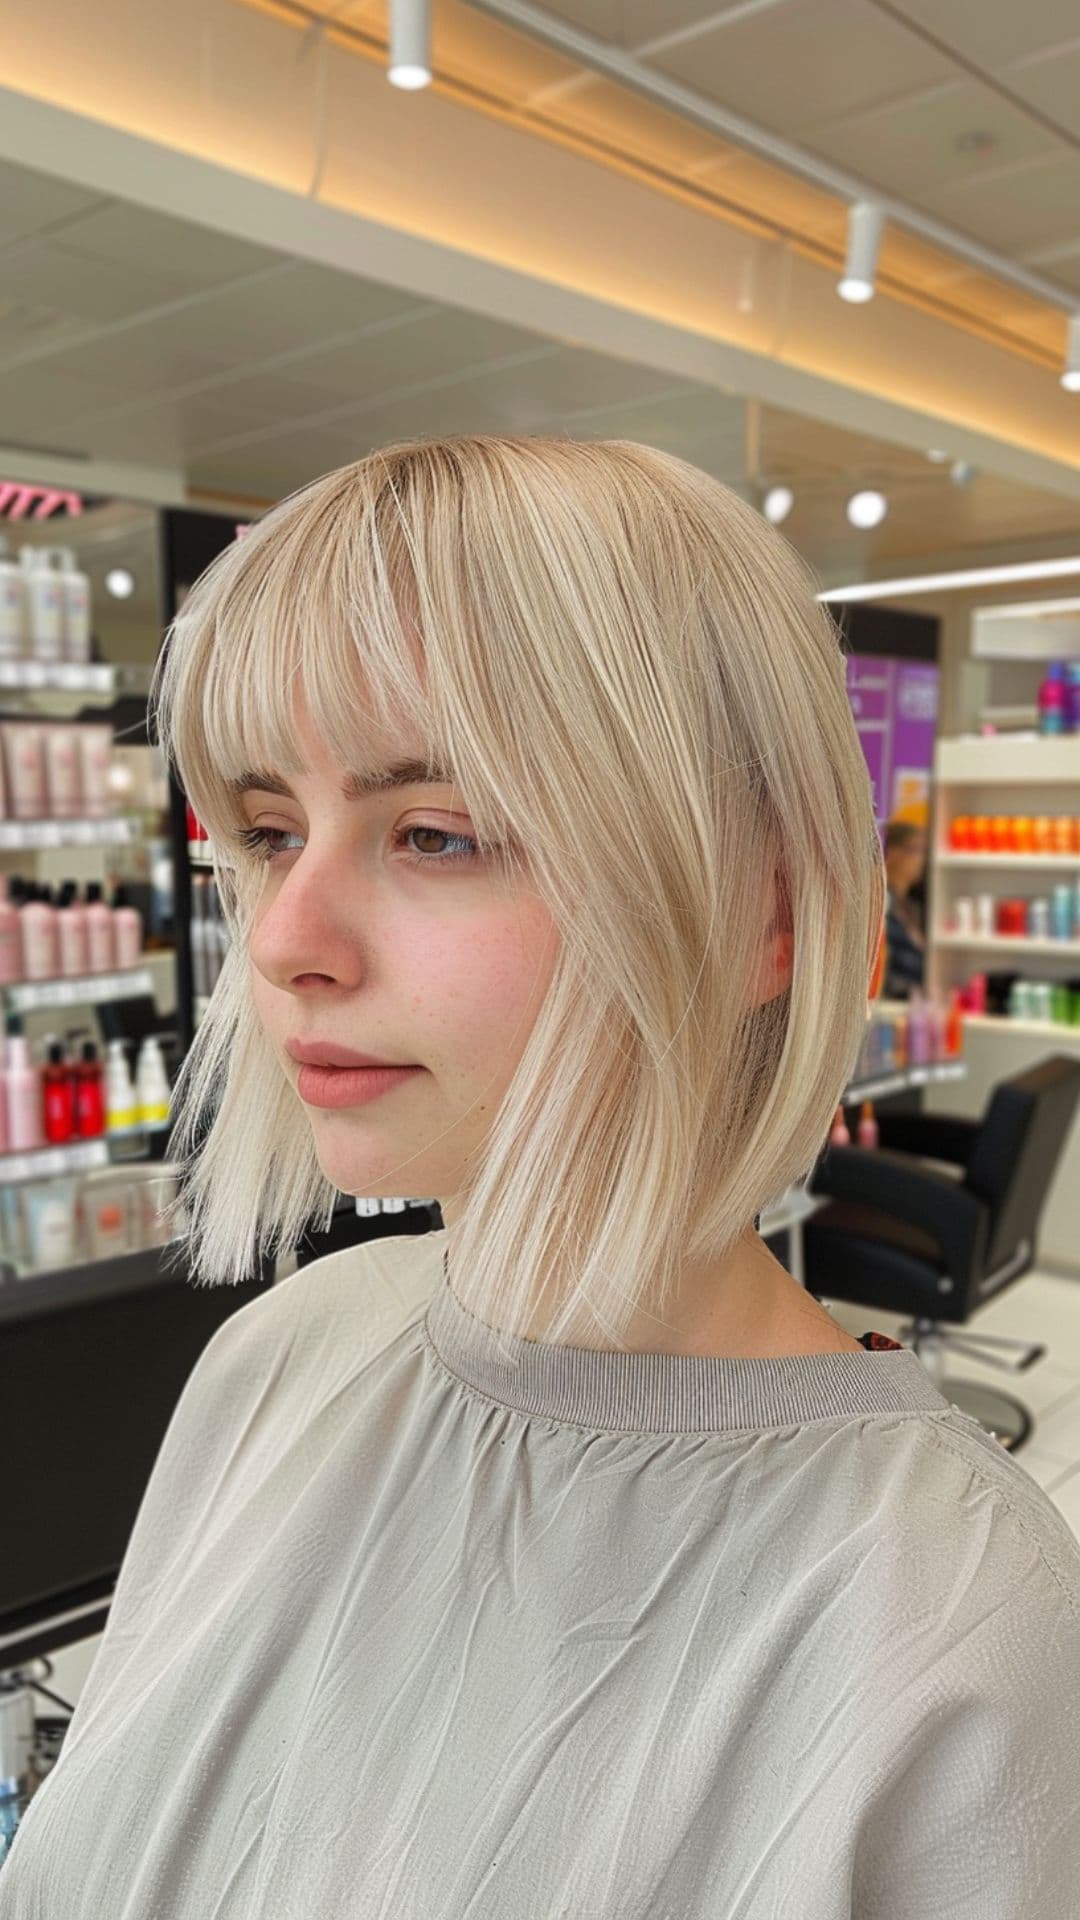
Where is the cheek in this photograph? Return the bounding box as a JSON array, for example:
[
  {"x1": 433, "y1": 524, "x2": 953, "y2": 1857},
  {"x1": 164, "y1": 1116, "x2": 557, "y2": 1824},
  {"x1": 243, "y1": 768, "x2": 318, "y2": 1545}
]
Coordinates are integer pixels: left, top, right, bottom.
[{"x1": 418, "y1": 906, "x2": 560, "y2": 1077}]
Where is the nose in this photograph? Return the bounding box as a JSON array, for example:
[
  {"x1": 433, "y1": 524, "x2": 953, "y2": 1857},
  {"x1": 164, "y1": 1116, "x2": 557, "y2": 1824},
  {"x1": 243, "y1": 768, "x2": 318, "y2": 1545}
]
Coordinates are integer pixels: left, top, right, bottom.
[{"x1": 249, "y1": 847, "x2": 370, "y2": 993}]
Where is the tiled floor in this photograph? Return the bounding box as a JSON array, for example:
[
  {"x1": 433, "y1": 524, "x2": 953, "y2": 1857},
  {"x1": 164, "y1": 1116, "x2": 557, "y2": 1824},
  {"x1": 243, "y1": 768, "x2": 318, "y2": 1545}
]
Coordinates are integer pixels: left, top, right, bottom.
[{"x1": 825, "y1": 1265, "x2": 1080, "y2": 1538}]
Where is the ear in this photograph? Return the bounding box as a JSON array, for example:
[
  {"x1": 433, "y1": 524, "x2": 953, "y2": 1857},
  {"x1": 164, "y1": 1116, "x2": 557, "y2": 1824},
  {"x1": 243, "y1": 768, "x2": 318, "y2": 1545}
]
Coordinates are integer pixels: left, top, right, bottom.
[{"x1": 749, "y1": 867, "x2": 794, "y2": 1009}]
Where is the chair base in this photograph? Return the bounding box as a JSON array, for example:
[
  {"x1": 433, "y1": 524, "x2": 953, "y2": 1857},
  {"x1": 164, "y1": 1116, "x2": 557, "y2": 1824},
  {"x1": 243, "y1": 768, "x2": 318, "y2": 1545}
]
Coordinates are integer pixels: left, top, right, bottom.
[{"x1": 935, "y1": 1376, "x2": 1033, "y2": 1453}]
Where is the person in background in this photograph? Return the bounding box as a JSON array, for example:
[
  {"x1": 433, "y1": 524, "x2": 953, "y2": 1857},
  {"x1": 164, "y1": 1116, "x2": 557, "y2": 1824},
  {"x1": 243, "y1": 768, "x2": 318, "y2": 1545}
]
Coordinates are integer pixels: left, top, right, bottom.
[{"x1": 883, "y1": 817, "x2": 927, "y2": 998}]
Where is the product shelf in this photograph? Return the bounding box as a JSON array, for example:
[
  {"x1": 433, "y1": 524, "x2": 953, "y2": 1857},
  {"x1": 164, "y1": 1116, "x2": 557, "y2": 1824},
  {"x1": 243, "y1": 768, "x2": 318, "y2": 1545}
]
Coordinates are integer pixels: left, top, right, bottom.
[
  {"x1": 0, "y1": 814, "x2": 143, "y2": 851},
  {"x1": 0, "y1": 965, "x2": 157, "y2": 1014}
]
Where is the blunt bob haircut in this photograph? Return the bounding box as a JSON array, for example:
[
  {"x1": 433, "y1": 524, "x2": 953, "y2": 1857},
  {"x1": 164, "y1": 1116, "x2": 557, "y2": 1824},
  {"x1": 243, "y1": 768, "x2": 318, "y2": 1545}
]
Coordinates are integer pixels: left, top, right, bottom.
[{"x1": 149, "y1": 434, "x2": 885, "y2": 1350}]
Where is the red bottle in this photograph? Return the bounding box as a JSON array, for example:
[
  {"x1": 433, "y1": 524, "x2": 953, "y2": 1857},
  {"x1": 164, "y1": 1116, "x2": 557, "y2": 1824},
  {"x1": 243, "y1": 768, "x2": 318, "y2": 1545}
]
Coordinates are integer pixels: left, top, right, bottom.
[
  {"x1": 73, "y1": 1039, "x2": 105, "y2": 1137},
  {"x1": 43, "y1": 1038, "x2": 75, "y2": 1144}
]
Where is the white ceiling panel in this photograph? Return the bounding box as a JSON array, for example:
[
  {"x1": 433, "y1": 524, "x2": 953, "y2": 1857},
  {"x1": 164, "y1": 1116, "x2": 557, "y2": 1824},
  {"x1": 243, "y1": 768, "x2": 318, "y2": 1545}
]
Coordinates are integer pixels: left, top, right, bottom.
[
  {"x1": 3, "y1": 240, "x2": 219, "y2": 337},
  {"x1": 934, "y1": 150, "x2": 1080, "y2": 256},
  {"x1": 52, "y1": 202, "x2": 285, "y2": 288},
  {"x1": 1004, "y1": 42, "x2": 1080, "y2": 141},
  {"x1": 255, "y1": 306, "x2": 560, "y2": 399},
  {"x1": 182, "y1": 265, "x2": 431, "y2": 364},
  {"x1": 0, "y1": 159, "x2": 104, "y2": 249},
  {"x1": 885, "y1": 0, "x2": 1080, "y2": 71},
  {"x1": 807, "y1": 79, "x2": 1063, "y2": 203},
  {"x1": 647, "y1": 0, "x2": 958, "y2": 139}
]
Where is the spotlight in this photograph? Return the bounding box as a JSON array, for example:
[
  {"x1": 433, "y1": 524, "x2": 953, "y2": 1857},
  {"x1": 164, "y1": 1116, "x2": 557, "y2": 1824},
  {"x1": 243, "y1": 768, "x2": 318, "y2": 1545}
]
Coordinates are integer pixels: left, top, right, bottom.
[
  {"x1": 1063, "y1": 313, "x2": 1080, "y2": 393},
  {"x1": 846, "y1": 491, "x2": 888, "y2": 529},
  {"x1": 389, "y1": 0, "x2": 431, "y2": 88},
  {"x1": 838, "y1": 202, "x2": 884, "y2": 304},
  {"x1": 763, "y1": 487, "x2": 794, "y2": 525},
  {"x1": 105, "y1": 568, "x2": 135, "y2": 599}
]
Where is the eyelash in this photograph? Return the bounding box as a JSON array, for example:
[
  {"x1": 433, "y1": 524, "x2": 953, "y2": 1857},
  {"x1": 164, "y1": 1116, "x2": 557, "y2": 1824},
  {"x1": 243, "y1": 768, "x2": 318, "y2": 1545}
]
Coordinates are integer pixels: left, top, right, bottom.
[{"x1": 233, "y1": 823, "x2": 481, "y2": 870}]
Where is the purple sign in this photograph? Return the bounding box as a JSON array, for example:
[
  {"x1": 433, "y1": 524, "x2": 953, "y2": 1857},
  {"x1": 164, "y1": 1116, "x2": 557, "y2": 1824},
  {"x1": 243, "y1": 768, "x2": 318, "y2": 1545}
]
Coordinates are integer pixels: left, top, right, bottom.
[{"x1": 845, "y1": 655, "x2": 939, "y2": 830}]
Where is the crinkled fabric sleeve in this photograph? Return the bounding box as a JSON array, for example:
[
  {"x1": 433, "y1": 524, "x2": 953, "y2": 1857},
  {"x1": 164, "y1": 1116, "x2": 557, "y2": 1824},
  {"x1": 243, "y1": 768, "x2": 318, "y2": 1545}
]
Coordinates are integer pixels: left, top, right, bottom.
[
  {"x1": 56, "y1": 1298, "x2": 271, "y2": 1740},
  {"x1": 849, "y1": 1472, "x2": 1080, "y2": 1918}
]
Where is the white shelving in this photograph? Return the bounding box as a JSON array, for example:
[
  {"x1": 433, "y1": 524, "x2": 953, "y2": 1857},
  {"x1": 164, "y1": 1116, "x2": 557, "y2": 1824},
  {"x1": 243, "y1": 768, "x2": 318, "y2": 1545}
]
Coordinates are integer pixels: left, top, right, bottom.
[{"x1": 926, "y1": 730, "x2": 1080, "y2": 1278}]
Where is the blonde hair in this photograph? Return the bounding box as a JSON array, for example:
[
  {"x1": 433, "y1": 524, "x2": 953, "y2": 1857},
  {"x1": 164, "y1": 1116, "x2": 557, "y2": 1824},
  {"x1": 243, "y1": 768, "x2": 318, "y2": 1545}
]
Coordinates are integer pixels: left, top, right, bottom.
[{"x1": 149, "y1": 434, "x2": 885, "y2": 1349}]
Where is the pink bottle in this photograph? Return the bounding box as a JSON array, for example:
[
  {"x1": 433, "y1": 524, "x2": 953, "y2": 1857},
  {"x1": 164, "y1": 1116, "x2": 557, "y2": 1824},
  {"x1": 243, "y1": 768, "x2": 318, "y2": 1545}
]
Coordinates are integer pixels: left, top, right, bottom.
[
  {"x1": 0, "y1": 874, "x2": 21, "y2": 986},
  {"x1": 21, "y1": 882, "x2": 59, "y2": 981},
  {"x1": 110, "y1": 883, "x2": 143, "y2": 969},
  {"x1": 57, "y1": 879, "x2": 90, "y2": 977},
  {"x1": 857, "y1": 1100, "x2": 879, "y2": 1148},
  {"x1": 3, "y1": 1018, "x2": 43, "y2": 1150},
  {"x1": 83, "y1": 879, "x2": 115, "y2": 972},
  {"x1": 828, "y1": 1105, "x2": 851, "y2": 1146}
]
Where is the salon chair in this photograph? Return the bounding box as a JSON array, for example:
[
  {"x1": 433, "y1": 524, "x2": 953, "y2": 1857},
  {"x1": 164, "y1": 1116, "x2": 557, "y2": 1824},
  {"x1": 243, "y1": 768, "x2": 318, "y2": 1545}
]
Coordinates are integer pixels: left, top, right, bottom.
[{"x1": 803, "y1": 1055, "x2": 1080, "y2": 1453}]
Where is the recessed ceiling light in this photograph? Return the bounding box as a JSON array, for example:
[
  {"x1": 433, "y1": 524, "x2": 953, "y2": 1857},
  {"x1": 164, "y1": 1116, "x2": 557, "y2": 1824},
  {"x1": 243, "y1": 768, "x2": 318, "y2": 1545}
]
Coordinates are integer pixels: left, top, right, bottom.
[
  {"x1": 846, "y1": 491, "x2": 888, "y2": 529},
  {"x1": 105, "y1": 568, "x2": 135, "y2": 599},
  {"x1": 763, "y1": 486, "x2": 794, "y2": 524}
]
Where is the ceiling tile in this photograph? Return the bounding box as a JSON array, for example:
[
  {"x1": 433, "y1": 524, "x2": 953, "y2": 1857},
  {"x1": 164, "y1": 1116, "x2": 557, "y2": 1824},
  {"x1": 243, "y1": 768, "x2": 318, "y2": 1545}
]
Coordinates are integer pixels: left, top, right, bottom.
[
  {"x1": 646, "y1": 0, "x2": 960, "y2": 139},
  {"x1": 1003, "y1": 42, "x2": 1080, "y2": 140},
  {"x1": 0, "y1": 160, "x2": 105, "y2": 251},
  {"x1": 806, "y1": 78, "x2": 1060, "y2": 199},
  {"x1": 269, "y1": 306, "x2": 557, "y2": 397},
  {"x1": 53, "y1": 203, "x2": 285, "y2": 288},
  {"x1": 187, "y1": 264, "x2": 431, "y2": 363},
  {"x1": 4, "y1": 241, "x2": 209, "y2": 339},
  {"x1": 929, "y1": 150, "x2": 1080, "y2": 254},
  {"x1": 34, "y1": 329, "x2": 238, "y2": 400},
  {"x1": 884, "y1": 0, "x2": 1080, "y2": 69}
]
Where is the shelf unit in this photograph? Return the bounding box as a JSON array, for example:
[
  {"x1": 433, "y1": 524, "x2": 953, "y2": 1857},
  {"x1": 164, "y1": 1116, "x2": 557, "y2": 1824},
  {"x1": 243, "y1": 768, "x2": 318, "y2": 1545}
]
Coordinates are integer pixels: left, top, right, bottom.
[
  {"x1": 925, "y1": 732, "x2": 1080, "y2": 1277},
  {"x1": 0, "y1": 659, "x2": 179, "y2": 1275}
]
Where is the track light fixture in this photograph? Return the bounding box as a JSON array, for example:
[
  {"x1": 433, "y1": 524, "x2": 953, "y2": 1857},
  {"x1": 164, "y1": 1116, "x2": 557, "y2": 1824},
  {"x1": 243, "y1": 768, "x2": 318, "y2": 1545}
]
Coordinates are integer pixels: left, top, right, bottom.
[
  {"x1": 838, "y1": 202, "x2": 885, "y2": 304},
  {"x1": 1063, "y1": 313, "x2": 1080, "y2": 393},
  {"x1": 388, "y1": 0, "x2": 431, "y2": 89}
]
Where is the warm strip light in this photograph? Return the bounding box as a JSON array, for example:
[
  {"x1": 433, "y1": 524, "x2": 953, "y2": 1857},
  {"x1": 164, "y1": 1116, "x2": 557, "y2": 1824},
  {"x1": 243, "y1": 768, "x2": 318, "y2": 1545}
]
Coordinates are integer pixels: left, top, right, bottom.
[{"x1": 819, "y1": 557, "x2": 1080, "y2": 603}]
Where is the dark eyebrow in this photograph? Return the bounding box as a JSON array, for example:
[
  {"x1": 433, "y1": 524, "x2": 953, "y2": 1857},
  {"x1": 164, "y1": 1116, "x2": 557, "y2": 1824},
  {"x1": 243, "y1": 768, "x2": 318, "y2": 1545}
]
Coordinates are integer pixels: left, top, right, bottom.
[{"x1": 226, "y1": 759, "x2": 455, "y2": 802}]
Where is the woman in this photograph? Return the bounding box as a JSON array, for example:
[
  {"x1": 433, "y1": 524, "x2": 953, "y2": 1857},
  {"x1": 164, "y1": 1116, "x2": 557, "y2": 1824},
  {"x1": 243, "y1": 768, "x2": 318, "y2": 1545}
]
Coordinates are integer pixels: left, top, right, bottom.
[
  {"x1": 883, "y1": 817, "x2": 928, "y2": 999},
  {"x1": 5, "y1": 437, "x2": 1078, "y2": 1917}
]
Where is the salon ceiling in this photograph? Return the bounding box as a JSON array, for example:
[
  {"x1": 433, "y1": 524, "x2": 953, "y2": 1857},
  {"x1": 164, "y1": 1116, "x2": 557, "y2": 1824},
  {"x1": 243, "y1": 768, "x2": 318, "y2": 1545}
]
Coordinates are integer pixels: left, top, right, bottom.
[{"x1": 0, "y1": 0, "x2": 1079, "y2": 590}]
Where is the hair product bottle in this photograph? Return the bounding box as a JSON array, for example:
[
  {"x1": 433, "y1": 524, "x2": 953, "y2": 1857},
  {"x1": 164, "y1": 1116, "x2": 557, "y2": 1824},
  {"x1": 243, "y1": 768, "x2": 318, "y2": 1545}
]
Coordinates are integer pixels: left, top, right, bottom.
[
  {"x1": 857, "y1": 1100, "x2": 879, "y2": 1148},
  {"x1": 55, "y1": 548, "x2": 91, "y2": 664},
  {"x1": 21, "y1": 884, "x2": 59, "y2": 982},
  {"x1": 73, "y1": 1039, "x2": 105, "y2": 1138},
  {"x1": 111, "y1": 883, "x2": 143, "y2": 969},
  {"x1": 105, "y1": 1039, "x2": 138, "y2": 1134},
  {"x1": 828, "y1": 1105, "x2": 851, "y2": 1147},
  {"x1": 83, "y1": 881, "x2": 115, "y2": 973},
  {"x1": 42, "y1": 1038, "x2": 75, "y2": 1145},
  {"x1": 56, "y1": 880, "x2": 90, "y2": 977},
  {"x1": 0, "y1": 535, "x2": 28, "y2": 659},
  {"x1": 0, "y1": 875, "x2": 21, "y2": 986},
  {"x1": 2, "y1": 1013, "x2": 43, "y2": 1151},
  {"x1": 19, "y1": 549, "x2": 63, "y2": 663},
  {"x1": 135, "y1": 1037, "x2": 171, "y2": 1128}
]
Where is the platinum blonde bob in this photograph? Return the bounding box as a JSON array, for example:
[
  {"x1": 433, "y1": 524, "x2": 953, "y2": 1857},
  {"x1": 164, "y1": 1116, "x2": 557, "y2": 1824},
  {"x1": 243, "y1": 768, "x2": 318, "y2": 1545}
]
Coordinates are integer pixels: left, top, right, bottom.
[{"x1": 149, "y1": 434, "x2": 885, "y2": 1350}]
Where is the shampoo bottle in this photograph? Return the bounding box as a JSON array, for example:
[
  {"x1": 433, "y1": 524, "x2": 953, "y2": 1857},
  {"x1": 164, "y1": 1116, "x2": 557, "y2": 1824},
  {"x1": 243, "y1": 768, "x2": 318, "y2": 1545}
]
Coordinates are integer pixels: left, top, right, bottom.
[
  {"x1": 828, "y1": 1105, "x2": 851, "y2": 1147},
  {"x1": 83, "y1": 881, "x2": 115, "y2": 973},
  {"x1": 135, "y1": 1036, "x2": 171, "y2": 1128},
  {"x1": 0, "y1": 535, "x2": 27, "y2": 659},
  {"x1": 105, "y1": 1039, "x2": 138, "y2": 1134},
  {"x1": 19, "y1": 549, "x2": 64, "y2": 664},
  {"x1": 43, "y1": 1038, "x2": 75, "y2": 1145},
  {"x1": 111, "y1": 883, "x2": 143, "y2": 969},
  {"x1": 56, "y1": 548, "x2": 91, "y2": 664},
  {"x1": 2, "y1": 1013, "x2": 43, "y2": 1151},
  {"x1": 857, "y1": 1100, "x2": 879, "y2": 1148},
  {"x1": 56, "y1": 880, "x2": 90, "y2": 977},
  {"x1": 0, "y1": 875, "x2": 21, "y2": 985},
  {"x1": 73, "y1": 1040, "x2": 105, "y2": 1138}
]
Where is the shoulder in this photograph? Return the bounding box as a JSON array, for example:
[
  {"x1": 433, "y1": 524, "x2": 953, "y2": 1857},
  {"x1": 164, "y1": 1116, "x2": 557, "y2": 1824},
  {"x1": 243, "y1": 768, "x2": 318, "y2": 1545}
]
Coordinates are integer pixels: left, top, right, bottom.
[{"x1": 194, "y1": 1227, "x2": 446, "y2": 1394}]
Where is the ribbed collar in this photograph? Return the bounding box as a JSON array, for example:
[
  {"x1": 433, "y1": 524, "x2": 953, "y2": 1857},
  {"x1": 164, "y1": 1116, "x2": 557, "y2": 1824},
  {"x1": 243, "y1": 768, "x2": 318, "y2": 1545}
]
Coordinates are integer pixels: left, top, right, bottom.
[{"x1": 422, "y1": 1255, "x2": 950, "y2": 1436}]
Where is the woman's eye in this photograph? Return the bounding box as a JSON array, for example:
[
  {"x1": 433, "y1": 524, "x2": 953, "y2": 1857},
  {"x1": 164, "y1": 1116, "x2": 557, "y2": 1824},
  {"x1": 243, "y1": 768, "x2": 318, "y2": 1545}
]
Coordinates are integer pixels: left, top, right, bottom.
[{"x1": 233, "y1": 822, "x2": 481, "y2": 869}]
